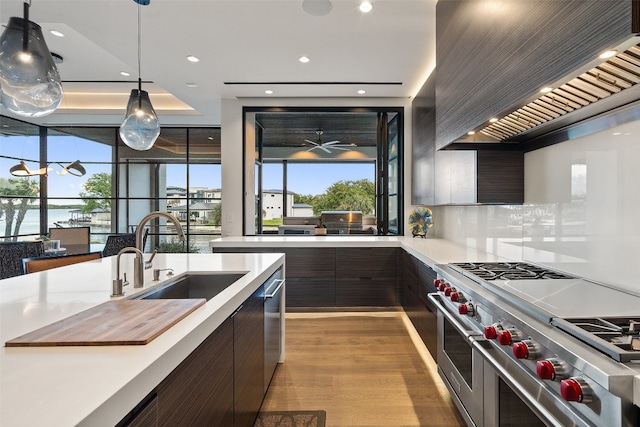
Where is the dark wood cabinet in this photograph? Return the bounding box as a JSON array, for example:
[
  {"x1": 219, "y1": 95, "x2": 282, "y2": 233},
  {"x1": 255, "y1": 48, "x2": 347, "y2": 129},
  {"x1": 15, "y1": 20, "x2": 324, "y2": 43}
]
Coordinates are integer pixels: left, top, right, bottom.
[
  {"x1": 156, "y1": 318, "x2": 234, "y2": 427},
  {"x1": 282, "y1": 248, "x2": 336, "y2": 307},
  {"x1": 335, "y1": 248, "x2": 397, "y2": 307},
  {"x1": 233, "y1": 285, "x2": 265, "y2": 427},
  {"x1": 412, "y1": 71, "x2": 524, "y2": 205},
  {"x1": 435, "y1": 0, "x2": 638, "y2": 149},
  {"x1": 401, "y1": 252, "x2": 438, "y2": 360}
]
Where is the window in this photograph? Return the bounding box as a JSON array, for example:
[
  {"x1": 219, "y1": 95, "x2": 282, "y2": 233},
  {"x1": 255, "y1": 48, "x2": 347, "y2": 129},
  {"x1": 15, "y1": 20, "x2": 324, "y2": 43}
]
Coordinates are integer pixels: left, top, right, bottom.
[
  {"x1": 0, "y1": 116, "x2": 221, "y2": 253},
  {"x1": 245, "y1": 108, "x2": 402, "y2": 235}
]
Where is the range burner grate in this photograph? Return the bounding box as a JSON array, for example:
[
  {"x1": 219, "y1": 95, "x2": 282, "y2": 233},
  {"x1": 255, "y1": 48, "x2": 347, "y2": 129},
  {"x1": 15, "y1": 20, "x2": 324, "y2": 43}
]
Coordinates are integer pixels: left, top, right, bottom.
[{"x1": 451, "y1": 262, "x2": 575, "y2": 281}]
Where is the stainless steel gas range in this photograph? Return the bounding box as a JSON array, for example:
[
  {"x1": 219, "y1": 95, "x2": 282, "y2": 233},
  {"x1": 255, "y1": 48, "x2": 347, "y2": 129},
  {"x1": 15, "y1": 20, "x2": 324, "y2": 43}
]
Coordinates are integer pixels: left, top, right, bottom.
[{"x1": 428, "y1": 261, "x2": 640, "y2": 427}]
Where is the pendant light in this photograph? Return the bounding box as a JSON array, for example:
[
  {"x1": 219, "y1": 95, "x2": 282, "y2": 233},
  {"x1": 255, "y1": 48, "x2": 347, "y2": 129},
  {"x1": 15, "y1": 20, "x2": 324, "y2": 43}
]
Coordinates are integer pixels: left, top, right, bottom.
[
  {"x1": 9, "y1": 161, "x2": 49, "y2": 176},
  {"x1": 119, "y1": 1, "x2": 160, "y2": 151},
  {"x1": 55, "y1": 160, "x2": 86, "y2": 177},
  {"x1": 0, "y1": 1, "x2": 63, "y2": 117}
]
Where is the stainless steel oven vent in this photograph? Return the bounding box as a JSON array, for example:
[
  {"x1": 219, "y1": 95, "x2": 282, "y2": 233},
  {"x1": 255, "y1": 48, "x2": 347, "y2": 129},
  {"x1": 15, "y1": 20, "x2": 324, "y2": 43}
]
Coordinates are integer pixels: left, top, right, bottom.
[{"x1": 477, "y1": 43, "x2": 640, "y2": 142}]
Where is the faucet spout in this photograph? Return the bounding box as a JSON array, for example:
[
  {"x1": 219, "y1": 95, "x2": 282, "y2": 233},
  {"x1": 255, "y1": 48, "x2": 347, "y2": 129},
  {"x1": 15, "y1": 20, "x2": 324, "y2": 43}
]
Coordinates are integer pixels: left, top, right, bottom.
[{"x1": 135, "y1": 211, "x2": 186, "y2": 252}]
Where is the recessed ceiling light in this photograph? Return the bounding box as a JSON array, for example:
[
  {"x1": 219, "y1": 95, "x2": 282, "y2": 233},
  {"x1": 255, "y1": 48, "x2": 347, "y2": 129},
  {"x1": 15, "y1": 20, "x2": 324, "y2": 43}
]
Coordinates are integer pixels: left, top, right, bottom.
[
  {"x1": 120, "y1": 71, "x2": 130, "y2": 77},
  {"x1": 265, "y1": 90, "x2": 274, "y2": 95},
  {"x1": 208, "y1": 136, "x2": 214, "y2": 140},
  {"x1": 357, "y1": 89, "x2": 366, "y2": 94},
  {"x1": 186, "y1": 55, "x2": 200, "y2": 63},
  {"x1": 489, "y1": 117, "x2": 498, "y2": 123},
  {"x1": 468, "y1": 131, "x2": 475, "y2": 135},
  {"x1": 186, "y1": 82, "x2": 198, "y2": 88},
  {"x1": 359, "y1": 1, "x2": 373, "y2": 13},
  {"x1": 50, "y1": 30, "x2": 65, "y2": 37},
  {"x1": 613, "y1": 132, "x2": 621, "y2": 136},
  {"x1": 540, "y1": 87, "x2": 553, "y2": 93},
  {"x1": 299, "y1": 56, "x2": 310, "y2": 63},
  {"x1": 302, "y1": 0, "x2": 333, "y2": 16},
  {"x1": 599, "y1": 50, "x2": 617, "y2": 59}
]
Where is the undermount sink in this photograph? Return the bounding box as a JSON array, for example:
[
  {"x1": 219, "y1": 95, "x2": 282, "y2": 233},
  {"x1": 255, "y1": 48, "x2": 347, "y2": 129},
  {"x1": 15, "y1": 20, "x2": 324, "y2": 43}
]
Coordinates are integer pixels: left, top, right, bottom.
[{"x1": 132, "y1": 273, "x2": 246, "y2": 301}]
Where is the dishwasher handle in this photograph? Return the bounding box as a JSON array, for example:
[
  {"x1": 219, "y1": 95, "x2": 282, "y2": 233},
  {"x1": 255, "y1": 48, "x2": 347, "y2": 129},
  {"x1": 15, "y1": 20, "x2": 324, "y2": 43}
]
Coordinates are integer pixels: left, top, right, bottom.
[{"x1": 265, "y1": 279, "x2": 285, "y2": 299}]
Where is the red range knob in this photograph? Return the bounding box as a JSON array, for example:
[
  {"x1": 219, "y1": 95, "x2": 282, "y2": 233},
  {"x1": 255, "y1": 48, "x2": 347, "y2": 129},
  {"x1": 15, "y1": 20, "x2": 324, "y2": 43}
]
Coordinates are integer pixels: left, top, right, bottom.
[
  {"x1": 439, "y1": 282, "x2": 447, "y2": 292},
  {"x1": 497, "y1": 330, "x2": 513, "y2": 346},
  {"x1": 484, "y1": 324, "x2": 502, "y2": 339},
  {"x1": 536, "y1": 359, "x2": 566, "y2": 381},
  {"x1": 512, "y1": 341, "x2": 536, "y2": 359},
  {"x1": 433, "y1": 279, "x2": 441, "y2": 289},
  {"x1": 560, "y1": 378, "x2": 592, "y2": 403},
  {"x1": 458, "y1": 303, "x2": 474, "y2": 316},
  {"x1": 450, "y1": 291, "x2": 460, "y2": 302},
  {"x1": 444, "y1": 287, "x2": 455, "y2": 297}
]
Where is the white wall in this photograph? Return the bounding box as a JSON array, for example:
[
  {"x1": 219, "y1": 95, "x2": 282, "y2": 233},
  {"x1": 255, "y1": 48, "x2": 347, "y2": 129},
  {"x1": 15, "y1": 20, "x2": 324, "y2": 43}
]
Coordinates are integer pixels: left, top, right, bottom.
[
  {"x1": 430, "y1": 118, "x2": 640, "y2": 293},
  {"x1": 221, "y1": 97, "x2": 413, "y2": 237}
]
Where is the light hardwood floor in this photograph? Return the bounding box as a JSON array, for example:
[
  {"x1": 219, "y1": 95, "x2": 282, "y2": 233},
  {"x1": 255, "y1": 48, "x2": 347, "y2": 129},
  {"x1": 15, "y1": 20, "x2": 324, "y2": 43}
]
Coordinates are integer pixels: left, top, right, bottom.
[{"x1": 260, "y1": 312, "x2": 466, "y2": 427}]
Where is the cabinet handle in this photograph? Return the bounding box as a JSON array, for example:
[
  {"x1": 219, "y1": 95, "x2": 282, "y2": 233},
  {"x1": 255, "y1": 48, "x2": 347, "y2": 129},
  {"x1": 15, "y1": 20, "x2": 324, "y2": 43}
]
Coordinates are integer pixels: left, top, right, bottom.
[
  {"x1": 230, "y1": 304, "x2": 244, "y2": 318},
  {"x1": 265, "y1": 279, "x2": 285, "y2": 299}
]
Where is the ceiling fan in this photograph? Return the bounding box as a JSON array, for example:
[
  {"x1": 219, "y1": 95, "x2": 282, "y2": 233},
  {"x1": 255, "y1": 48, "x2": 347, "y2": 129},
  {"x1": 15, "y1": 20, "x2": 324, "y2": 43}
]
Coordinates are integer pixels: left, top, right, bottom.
[{"x1": 305, "y1": 130, "x2": 355, "y2": 153}]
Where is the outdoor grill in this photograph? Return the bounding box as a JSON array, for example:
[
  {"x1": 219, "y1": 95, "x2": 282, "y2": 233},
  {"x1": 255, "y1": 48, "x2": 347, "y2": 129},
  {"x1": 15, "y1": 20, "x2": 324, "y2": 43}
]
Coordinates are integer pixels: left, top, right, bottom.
[{"x1": 319, "y1": 211, "x2": 362, "y2": 234}]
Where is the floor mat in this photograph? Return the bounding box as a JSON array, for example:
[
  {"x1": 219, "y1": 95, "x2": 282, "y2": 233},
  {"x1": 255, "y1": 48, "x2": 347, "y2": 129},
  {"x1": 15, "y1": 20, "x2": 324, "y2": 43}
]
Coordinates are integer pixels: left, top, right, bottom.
[{"x1": 254, "y1": 410, "x2": 326, "y2": 427}]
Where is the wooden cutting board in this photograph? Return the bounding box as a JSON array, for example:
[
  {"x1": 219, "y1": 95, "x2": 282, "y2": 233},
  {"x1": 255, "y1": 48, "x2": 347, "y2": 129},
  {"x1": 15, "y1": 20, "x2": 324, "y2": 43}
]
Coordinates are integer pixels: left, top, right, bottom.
[{"x1": 5, "y1": 299, "x2": 206, "y2": 347}]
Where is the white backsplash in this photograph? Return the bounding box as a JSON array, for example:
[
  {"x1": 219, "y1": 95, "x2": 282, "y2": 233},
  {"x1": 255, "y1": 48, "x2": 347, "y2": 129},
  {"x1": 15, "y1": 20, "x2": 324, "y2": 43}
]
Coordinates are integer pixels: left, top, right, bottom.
[{"x1": 428, "y1": 118, "x2": 640, "y2": 294}]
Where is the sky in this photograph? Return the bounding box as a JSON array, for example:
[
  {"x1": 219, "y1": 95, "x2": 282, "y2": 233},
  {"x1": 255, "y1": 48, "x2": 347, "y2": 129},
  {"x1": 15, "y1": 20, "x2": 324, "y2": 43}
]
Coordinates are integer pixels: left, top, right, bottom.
[{"x1": 1, "y1": 134, "x2": 375, "y2": 200}]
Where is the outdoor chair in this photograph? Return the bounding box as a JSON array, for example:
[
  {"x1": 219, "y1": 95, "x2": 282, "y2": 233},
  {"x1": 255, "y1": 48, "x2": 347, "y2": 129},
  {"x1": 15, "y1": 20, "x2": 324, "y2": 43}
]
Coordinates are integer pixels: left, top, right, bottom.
[
  {"x1": 102, "y1": 233, "x2": 136, "y2": 257},
  {"x1": 0, "y1": 241, "x2": 45, "y2": 279},
  {"x1": 22, "y1": 252, "x2": 102, "y2": 275},
  {"x1": 49, "y1": 226, "x2": 90, "y2": 255}
]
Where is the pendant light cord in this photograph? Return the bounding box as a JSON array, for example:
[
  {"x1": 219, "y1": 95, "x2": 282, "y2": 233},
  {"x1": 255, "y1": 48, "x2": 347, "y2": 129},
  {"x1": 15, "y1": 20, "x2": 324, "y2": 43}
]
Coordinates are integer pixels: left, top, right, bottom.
[{"x1": 137, "y1": 3, "x2": 142, "y2": 93}]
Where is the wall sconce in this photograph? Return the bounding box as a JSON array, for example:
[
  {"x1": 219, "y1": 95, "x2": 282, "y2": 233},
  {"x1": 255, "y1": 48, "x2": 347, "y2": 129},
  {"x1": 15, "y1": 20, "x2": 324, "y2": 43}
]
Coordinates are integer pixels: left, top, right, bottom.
[
  {"x1": 9, "y1": 160, "x2": 85, "y2": 177},
  {"x1": 0, "y1": 1, "x2": 63, "y2": 117},
  {"x1": 119, "y1": 1, "x2": 160, "y2": 151}
]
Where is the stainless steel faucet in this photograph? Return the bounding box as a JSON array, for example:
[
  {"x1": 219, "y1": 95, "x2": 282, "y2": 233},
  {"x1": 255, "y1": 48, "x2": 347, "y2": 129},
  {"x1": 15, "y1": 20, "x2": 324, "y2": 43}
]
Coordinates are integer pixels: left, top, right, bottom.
[
  {"x1": 135, "y1": 211, "x2": 186, "y2": 252},
  {"x1": 111, "y1": 247, "x2": 156, "y2": 297}
]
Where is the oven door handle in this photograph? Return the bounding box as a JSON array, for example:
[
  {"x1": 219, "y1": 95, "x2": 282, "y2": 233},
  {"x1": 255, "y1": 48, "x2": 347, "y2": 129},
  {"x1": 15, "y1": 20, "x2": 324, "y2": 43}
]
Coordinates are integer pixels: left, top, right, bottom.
[
  {"x1": 471, "y1": 340, "x2": 565, "y2": 427},
  {"x1": 427, "y1": 292, "x2": 477, "y2": 340}
]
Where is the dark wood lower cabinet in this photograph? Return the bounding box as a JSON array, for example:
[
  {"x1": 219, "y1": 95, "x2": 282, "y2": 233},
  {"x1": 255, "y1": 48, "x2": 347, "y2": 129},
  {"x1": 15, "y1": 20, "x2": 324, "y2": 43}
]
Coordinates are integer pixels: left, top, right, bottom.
[
  {"x1": 286, "y1": 277, "x2": 336, "y2": 307},
  {"x1": 401, "y1": 252, "x2": 438, "y2": 360},
  {"x1": 116, "y1": 393, "x2": 158, "y2": 427},
  {"x1": 157, "y1": 317, "x2": 234, "y2": 427},
  {"x1": 336, "y1": 277, "x2": 396, "y2": 306},
  {"x1": 233, "y1": 285, "x2": 265, "y2": 427}
]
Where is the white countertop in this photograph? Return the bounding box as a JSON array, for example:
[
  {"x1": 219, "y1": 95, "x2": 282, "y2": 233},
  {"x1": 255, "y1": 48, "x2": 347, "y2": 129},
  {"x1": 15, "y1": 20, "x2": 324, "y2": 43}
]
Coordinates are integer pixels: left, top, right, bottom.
[
  {"x1": 210, "y1": 236, "x2": 510, "y2": 268},
  {"x1": 0, "y1": 253, "x2": 284, "y2": 427}
]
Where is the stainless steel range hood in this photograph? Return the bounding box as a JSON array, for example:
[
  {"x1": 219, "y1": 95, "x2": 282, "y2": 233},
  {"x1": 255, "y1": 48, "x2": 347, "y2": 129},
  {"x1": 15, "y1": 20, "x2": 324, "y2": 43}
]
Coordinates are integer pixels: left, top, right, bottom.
[{"x1": 457, "y1": 37, "x2": 640, "y2": 145}]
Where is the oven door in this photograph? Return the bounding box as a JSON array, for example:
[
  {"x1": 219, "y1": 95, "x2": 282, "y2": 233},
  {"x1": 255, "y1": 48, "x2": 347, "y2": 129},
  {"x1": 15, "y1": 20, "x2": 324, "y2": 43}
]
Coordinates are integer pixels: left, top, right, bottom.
[
  {"x1": 429, "y1": 293, "x2": 484, "y2": 426},
  {"x1": 473, "y1": 340, "x2": 592, "y2": 427}
]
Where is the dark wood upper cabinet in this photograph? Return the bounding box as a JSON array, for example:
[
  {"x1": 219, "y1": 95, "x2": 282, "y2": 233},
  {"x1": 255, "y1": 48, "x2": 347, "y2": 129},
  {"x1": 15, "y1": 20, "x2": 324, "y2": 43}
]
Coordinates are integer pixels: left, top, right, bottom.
[
  {"x1": 412, "y1": 72, "x2": 524, "y2": 204},
  {"x1": 435, "y1": 0, "x2": 639, "y2": 149}
]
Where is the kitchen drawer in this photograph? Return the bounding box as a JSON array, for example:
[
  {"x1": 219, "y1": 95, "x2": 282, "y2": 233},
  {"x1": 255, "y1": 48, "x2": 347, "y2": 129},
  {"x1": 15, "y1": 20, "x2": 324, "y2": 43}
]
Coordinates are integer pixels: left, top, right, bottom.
[
  {"x1": 404, "y1": 291, "x2": 437, "y2": 361},
  {"x1": 285, "y1": 277, "x2": 336, "y2": 307},
  {"x1": 282, "y1": 248, "x2": 335, "y2": 278},
  {"x1": 335, "y1": 248, "x2": 396, "y2": 278},
  {"x1": 336, "y1": 277, "x2": 396, "y2": 307}
]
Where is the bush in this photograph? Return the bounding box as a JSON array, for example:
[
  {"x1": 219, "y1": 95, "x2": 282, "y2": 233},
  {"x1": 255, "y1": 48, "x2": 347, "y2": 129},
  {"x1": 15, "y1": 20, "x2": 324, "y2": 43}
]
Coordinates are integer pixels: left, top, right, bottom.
[{"x1": 157, "y1": 240, "x2": 200, "y2": 253}]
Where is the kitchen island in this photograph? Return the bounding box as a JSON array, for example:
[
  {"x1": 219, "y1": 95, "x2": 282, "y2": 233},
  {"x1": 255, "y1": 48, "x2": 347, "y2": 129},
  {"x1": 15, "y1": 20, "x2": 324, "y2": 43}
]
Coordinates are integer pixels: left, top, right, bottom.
[{"x1": 0, "y1": 252, "x2": 284, "y2": 427}]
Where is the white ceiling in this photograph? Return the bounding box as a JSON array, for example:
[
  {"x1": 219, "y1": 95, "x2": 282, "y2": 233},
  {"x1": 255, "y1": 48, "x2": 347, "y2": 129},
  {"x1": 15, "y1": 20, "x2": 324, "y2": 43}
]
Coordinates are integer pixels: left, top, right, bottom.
[{"x1": 0, "y1": 0, "x2": 437, "y2": 127}]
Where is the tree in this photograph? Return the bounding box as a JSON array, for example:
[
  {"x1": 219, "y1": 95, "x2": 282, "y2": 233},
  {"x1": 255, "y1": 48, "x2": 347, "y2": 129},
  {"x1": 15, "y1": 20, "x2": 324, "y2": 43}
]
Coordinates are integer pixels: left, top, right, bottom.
[
  {"x1": 0, "y1": 177, "x2": 39, "y2": 241},
  {"x1": 210, "y1": 203, "x2": 222, "y2": 226},
  {"x1": 294, "y1": 193, "x2": 317, "y2": 206},
  {"x1": 79, "y1": 173, "x2": 112, "y2": 213},
  {"x1": 312, "y1": 179, "x2": 375, "y2": 216}
]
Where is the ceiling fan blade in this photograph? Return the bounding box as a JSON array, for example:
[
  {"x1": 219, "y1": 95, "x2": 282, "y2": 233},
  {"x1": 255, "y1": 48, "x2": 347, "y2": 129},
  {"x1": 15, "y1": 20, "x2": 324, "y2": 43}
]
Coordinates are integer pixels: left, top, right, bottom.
[
  {"x1": 322, "y1": 140, "x2": 341, "y2": 146},
  {"x1": 320, "y1": 146, "x2": 332, "y2": 153},
  {"x1": 330, "y1": 146, "x2": 350, "y2": 151},
  {"x1": 304, "y1": 139, "x2": 319, "y2": 146}
]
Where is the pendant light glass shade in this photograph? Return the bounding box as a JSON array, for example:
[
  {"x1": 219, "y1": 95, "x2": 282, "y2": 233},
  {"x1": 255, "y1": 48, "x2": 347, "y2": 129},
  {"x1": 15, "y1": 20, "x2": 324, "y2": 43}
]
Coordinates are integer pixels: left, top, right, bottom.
[
  {"x1": 0, "y1": 17, "x2": 63, "y2": 117},
  {"x1": 119, "y1": 88, "x2": 160, "y2": 151}
]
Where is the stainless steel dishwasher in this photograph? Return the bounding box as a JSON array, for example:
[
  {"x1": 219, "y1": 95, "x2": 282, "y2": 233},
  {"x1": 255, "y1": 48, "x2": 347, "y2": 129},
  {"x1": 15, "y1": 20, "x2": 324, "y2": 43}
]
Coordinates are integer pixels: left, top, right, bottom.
[{"x1": 264, "y1": 268, "x2": 285, "y2": 392}]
